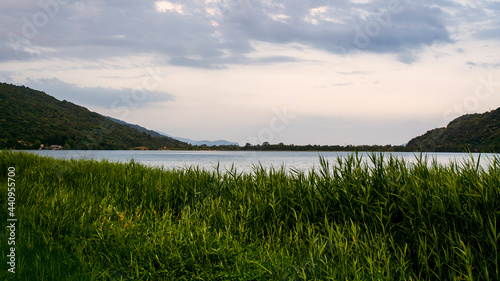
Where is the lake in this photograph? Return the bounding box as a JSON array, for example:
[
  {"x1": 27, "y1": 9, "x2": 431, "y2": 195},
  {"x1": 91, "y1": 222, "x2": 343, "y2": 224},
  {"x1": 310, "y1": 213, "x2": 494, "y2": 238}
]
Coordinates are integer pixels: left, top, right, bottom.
[{"x1": 28, "y1": 150, "x2": 498, "y2": 172}]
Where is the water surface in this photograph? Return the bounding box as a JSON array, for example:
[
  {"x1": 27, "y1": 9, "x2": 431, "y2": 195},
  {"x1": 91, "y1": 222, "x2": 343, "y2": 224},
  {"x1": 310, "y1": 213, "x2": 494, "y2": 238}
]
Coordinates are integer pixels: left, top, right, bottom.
[{"x1": 28, "y1": 150, "x2": 497, "y2": 172}]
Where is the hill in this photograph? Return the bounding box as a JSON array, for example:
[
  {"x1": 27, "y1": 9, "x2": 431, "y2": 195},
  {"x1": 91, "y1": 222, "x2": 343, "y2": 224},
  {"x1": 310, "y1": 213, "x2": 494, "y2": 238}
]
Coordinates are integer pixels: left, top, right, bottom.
[
  {"x1": 0, "y1": 83, "x2": 188, "y2": 150},
  {"x1": 406, "y1": 108, "x2": 500, "y2": 152}
]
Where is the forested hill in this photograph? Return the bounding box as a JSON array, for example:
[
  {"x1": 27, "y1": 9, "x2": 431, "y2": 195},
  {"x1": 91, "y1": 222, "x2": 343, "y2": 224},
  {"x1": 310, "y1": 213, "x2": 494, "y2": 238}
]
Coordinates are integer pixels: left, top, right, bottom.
[
  {"x1": 406, "y1": 108, "x2": 500, "y2": 152},
  {"x1": 0, "y1": 83, "x2": 188, "y2": 150}
]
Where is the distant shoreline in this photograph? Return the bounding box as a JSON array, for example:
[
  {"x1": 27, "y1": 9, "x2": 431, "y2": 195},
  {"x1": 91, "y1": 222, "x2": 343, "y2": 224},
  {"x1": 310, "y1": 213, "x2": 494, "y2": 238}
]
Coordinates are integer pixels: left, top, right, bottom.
[{"x1": 3, "y1": 143, "x2": 495, "y2": 153}]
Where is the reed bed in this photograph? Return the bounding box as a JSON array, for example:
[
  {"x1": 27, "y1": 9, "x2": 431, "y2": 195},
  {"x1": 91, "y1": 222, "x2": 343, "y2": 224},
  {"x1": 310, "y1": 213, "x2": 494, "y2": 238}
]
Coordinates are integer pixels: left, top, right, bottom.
[{"x1": 1, "y1": 151, "x2": 499, "y2": 280}]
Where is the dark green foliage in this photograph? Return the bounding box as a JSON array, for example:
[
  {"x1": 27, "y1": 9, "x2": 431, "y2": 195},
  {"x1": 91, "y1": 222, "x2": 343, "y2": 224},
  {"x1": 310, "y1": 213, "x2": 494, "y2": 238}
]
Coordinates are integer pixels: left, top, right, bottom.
[
  {"x1": 1, "y1": 151, "x2": 499, "y2": 280},
  {"x1": 407, "y1": 108, "x2": 500, "y2": 152},
  {"x1": 0, "y1": 83, "x2": 188, "y2": 150}
]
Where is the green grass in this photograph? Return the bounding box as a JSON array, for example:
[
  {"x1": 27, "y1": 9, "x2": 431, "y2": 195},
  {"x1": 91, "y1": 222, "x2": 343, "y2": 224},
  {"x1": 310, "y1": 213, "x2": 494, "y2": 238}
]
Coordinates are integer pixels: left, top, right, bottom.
[{"x1": 1, "y1": 151, "x2": 499, "y2": 280}]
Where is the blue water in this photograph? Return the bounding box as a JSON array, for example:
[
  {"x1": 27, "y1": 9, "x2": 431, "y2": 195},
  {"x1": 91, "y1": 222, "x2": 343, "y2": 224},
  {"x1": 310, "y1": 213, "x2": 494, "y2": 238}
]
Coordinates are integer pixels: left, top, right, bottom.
[{"x1": 28, "y1": 150, "x2": 497, "y2": 173}]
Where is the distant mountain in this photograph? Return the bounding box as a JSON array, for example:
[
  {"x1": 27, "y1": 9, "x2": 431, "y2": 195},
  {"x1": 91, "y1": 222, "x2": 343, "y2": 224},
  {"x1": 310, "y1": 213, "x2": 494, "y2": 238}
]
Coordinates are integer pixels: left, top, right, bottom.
[
  {"x1": 406, "y1": 108, "x2": 500, "y2": 152},
  {"x1": 105, "y1": 117, "x2": 240, "y2": 147},
  {"x1": 175, "y1": 137, "x2": 239, "y2": 147},
  {"x1": 106, "y1": 116, "x2": 166, "y2": 138},
  {"x1": 156, "y1": 132, "x2": 240, "y2": 147},
  {"x1": 0, "y1": 83, "x2": 188, "y2": 150}
]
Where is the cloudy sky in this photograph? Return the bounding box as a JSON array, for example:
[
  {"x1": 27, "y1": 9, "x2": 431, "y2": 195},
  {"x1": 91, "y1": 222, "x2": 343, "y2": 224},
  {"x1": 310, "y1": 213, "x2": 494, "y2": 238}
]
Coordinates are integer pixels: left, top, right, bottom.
[{"x1": 1, "y1": 0, "x2": 500, "y2": 145}]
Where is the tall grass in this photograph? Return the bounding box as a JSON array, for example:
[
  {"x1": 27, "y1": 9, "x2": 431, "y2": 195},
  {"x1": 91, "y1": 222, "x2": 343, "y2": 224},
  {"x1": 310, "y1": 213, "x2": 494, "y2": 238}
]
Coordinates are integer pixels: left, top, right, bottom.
[{"x1": 1, "y1": 151, "x2": 499, "y2": 280}]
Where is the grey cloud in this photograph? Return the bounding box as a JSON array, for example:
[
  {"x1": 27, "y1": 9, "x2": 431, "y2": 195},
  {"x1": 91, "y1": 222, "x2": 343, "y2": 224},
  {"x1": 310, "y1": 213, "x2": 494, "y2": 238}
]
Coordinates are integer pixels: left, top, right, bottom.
[
  {"x1": 474, "y1": 28, "x2": 500, "y2": 41},
  {"x1": 0, "y1": 44, "x2": 39, "y2": 61},
  {"x1": 168, "y1": 53, "x2": 297, "y2": 68},
  {"x1": 168, "y1": 56, "x2": 228, "y2": 69},
  {"x1": 396, "y1": 51, "x2": 419, "y2": 65},
  {"x1": 213, "y1": 0, "x2": 455, "y2": 64},
  {"x1": 245, "y1": 55, "x2": 299, "y2": 64},
  {"x1": 0, "y1": 0, "x2": 494, "y2": 66},
  {"x1": 25, "y1": 78, "x2": 175, "y2": 109},
  {"x1": 433, "y1": 0, "x2": 500, "y2": 41},
  {"x1": 466, "y1": 61, "x2": 500, "y2": 69}
]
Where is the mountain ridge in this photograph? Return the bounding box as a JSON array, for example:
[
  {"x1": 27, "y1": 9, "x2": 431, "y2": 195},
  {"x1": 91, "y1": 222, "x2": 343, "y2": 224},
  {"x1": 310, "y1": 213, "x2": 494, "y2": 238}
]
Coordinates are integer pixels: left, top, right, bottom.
[
  {"x1": 105, "y1": 116, "x2": 239, "y2": 146},
  {"x1": 158, "y1": 134, "x2": 240, "y2": 147},
  {"x1": 0, "y1": 82, "x2": 187, "y2": 150}
]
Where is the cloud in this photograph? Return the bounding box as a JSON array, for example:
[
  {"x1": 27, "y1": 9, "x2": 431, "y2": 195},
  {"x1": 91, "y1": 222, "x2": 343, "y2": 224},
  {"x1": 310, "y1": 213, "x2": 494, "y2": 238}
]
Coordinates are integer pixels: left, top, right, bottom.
[
  {"x1": 0, "y1": 71, "x2": 14, "y2": 83},
  {"x1": 474, "y1": 28, "x2": 500, "y2": 40},
  {"x1": 168, "y1": 56, "x2": 228, "y2": 69},
  {"x1": 0, "y1": 0, "x2": 470, "y2": 66},
  {"x1": 337, "y1": 71, "x2": 373, "y2": 75},
  {"x1": 24, "y1": 78, "x2": 175, "y2": 109},
  {"x1": 332, "y1": 82, "x2": 353, "y2": 87},
  {"x1": 466, "y1": 61, "x2": 500, "y2": 69},
  {"x1": 396, "y1": 51, "x2": 419, "y2": 65},
  {"x1": 155, "y1": 1, "x2": 184, "y2": 14}
]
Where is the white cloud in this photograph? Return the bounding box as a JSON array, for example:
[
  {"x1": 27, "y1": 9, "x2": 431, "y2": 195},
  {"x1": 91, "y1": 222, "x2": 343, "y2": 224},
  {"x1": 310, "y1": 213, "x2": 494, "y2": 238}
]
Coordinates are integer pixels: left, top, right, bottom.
[
  {"x1": 307, "y1": 6, "x2": 344, "y2": 24},
  {"x1": 310, "y1": 6, "x2": 327, "y2": 17},
  {"x1": 206, "y1": 7, "x2": 217, "y2": 16},
  {"x1": 155, "y1": 1, "x2": 184, "y2": 14},
  {"x1": 269, "y1": 13, "x2": 289, "y2": 23}
]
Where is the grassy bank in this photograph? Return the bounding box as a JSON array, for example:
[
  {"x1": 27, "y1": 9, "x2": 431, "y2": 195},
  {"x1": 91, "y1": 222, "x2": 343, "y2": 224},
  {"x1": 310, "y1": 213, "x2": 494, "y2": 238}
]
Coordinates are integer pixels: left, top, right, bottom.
[{"x1": 1, "y1": 151, "x2": 499, "y2": 280}]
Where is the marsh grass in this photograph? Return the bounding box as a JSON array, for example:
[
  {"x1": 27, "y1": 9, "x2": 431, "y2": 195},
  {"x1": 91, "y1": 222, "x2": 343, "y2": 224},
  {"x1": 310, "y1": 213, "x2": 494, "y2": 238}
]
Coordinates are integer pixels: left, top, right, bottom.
[{"x1": 1, "y1": 151, "x2": 499, "y2": 280}]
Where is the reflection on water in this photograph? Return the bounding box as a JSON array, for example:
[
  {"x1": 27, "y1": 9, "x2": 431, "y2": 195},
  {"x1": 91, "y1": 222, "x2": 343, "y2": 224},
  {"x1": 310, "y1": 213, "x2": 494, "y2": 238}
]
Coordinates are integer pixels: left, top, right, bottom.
[{"x1": 28, "y1": 150, "x2": 498, "y2": 173}]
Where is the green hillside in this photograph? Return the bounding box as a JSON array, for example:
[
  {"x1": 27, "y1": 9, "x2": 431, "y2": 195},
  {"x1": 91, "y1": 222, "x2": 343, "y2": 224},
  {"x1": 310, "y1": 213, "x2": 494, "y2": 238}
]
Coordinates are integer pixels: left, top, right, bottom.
[
  {"x1": 0, "y1": 83, "x2": 188, "y2": 150},
  {"x1": 406, "y1": 108, "x2": 500, "y2": 152}
]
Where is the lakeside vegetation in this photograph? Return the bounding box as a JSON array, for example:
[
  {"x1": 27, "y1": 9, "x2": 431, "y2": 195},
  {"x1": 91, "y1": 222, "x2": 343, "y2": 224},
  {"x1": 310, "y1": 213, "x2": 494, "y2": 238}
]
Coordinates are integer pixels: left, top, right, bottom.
[{"x1": 1, "y1": 151, "x2": 499, "y2": 280}]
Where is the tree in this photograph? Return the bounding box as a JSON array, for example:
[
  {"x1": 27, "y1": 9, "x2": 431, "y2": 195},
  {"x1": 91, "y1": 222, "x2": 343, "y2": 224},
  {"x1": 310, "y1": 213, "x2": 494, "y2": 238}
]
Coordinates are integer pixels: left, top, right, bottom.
[{"x1": 33, "y1": 140, "x2": 41, "y2": 149}]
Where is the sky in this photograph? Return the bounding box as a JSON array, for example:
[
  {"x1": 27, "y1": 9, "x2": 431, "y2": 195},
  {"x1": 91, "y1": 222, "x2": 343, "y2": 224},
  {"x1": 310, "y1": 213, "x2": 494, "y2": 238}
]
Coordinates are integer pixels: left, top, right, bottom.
[{"x1": 1, "y1": 0, "x2": 500, "y2": 145}]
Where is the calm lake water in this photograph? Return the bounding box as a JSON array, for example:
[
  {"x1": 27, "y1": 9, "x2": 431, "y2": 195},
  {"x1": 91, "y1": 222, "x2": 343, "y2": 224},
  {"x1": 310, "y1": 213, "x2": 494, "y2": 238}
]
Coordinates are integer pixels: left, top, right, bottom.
[{"x1": 28, "y1": 150, "x2": 498, "y2": 173}]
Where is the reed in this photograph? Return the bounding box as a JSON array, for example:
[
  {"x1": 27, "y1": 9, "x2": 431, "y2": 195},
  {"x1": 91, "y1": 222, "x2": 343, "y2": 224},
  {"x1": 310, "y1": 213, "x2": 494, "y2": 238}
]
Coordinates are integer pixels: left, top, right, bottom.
[{"x1": 1, "y1": 150, "x2": 499, "y2": 280}]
